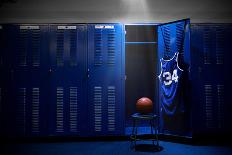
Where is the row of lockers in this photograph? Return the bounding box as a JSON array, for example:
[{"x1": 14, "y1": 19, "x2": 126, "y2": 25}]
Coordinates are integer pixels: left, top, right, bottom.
[
  {"x1": 0, "y1": 24, "x2": 125, "y2": 137},
  {"x1": 1, "y1": 23, "x2": 232, "y2": 138}
]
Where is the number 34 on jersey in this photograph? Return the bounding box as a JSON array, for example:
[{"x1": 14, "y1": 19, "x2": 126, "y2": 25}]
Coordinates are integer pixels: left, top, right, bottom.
[{"x1": 162, "y1": 69, "x2": 179, "y2": 86}]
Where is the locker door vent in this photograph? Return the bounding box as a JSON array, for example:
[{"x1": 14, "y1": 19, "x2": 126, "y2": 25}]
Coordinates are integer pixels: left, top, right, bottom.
[
  {"x1": 163, "y1": 26, "x2": 171, "y2": 58},
  {"x1": 176, "y1": 23, "x2": 184, "y2": 54},
  {"x1": 204, "y1": 85, "x2": 214, "y2": 128},
  {"x1": 203, "y1": 28, "x2": 211, "y2": 65},
  {"x1": 56, "y1": 29, "x2": 64, "y2": 67},
  {"x1": 69, "y1": 87, "x2": 78, "y2": 133},
  {"x1": 32, "y1": 88, "x2": 40, "y2": 133},
  {"x1": 216, "y1": 28, "x2": 224, "y2": 65},
  {"x1": 16, "y1": 88, "x2": 26, "y2": 134},
  {"x1": 107, "y1": 29, "x2": 116, "y2": 66},
  {"x1": 217, "y1": 84, "x2": 224, "y2": 128},
  {"x1": 107, "y1": 86, "x2": 116, "y2": 131},
  {"x1": 94, "y1": 29, "x2": 103, "y2": 66},
  {"x1": 70, "y1": 29, "x2": 78, "y2": 67},
  {"x1": 18, "y1": 29, "x2": 28, "y2": 67},
  {"x1": 56, "y1": 87, "x2": 64, "y2": 132},
  {"x1": 32, "y1": 29, "x2": 41, "y2": 67},
  {"x1": 94, "y1": 86, "x2": 102, "y2": 132}
]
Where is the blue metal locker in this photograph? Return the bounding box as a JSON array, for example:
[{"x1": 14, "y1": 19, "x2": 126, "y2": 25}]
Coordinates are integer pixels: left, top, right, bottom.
[
  {"x1": 190, "y1": 25, "x2": 205, "y2": 135},
  {"x1": 0, "y1": 25, "x2": 17, "y2": 137},
  {"x1": 158, "y1": 19, "x2": 191, "y2": 137},
  {"x1": 4, "y1": 25, "x2": 50, "y2": 137},
  {"x1": 87, "y1": 24, "x2": 125, "y2": 136},
  {"x1": 191, "y1": 24, "x2": 232, "y2": 136},
  {"x1": 49, "y1": 25, "x2": 87, "y2": 136}
]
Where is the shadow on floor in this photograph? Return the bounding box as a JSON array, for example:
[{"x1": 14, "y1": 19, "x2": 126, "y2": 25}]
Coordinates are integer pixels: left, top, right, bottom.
[{"x1": 133, "y1": 144, "x2": 164, "y2": 152}]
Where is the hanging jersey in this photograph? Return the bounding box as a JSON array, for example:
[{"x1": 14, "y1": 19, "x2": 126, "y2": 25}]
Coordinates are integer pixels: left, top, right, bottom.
[{"x1": 158, "y1": 52, "x2": 183, "y2": 116}]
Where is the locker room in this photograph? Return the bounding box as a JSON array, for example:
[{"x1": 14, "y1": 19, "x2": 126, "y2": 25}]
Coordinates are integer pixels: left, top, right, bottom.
[{"x1": 0, "y1": 0, "x2": 232, "y2": 155}]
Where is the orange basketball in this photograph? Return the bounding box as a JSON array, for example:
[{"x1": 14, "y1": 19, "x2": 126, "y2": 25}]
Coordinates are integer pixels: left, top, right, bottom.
[{"x1": 136, "y1": 97, "x2": 153, "y2": 114}]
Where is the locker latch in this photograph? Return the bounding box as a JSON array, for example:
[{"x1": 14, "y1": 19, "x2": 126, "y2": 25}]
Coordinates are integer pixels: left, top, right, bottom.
[{"x1": 87, "y1": 68, "x2": 90, "y2": 78}]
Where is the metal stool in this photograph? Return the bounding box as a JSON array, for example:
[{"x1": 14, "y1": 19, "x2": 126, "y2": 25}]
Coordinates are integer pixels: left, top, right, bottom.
[{"x1": 130, "y1": 113, "x2": 159, "y2": 148}]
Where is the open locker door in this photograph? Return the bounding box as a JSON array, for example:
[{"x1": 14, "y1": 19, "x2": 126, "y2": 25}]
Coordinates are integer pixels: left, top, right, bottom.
[{"x1": 157, "y1": 19, "x2": 191, "y2": 137}]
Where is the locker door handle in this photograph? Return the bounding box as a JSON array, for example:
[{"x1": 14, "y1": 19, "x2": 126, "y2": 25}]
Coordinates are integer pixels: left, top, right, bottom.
[{"x1": 87, "y1": 68, "x2": 90, "y2": 78}]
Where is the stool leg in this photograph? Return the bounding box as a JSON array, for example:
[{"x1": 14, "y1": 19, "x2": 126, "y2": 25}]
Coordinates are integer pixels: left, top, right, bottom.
[
  {"x1": 155, "y1": 119, "x2": 159, "y2": 147},
  {"x1": 150, "y1": 120, "x2": 155, "y2": 146},
  {"x1": 135, "y1": 120, "x2": 137, "y2": 147},
  {"x1": 150, "y1": 120, "x2": 154, "y2": 135},
  {"x1": 131, "y1": 119, "x2": 136, "y2": 148}
]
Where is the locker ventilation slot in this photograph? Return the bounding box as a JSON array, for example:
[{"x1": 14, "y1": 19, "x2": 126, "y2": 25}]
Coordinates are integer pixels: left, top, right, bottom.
[
  {"x1": 204, "y1": 85, "x2": 213, "y2": 128},
  {"x1": 94, "y1": 29, "x2": 103, "y2": 66},
  {"x1": 32, "y1": 88, "x2": 40, "y2": 133},
  {"x1": 56, "y1": 30, "x2": 64, "y2": 66},
  {"x1": 70, "y1": 29, "x2": 78, "y2": 66},
  {"x1": 217, "y1": 84, "x2": 224, "y2": 128},
  {"x1": 107, "y1": 29, "x2": 116, "y2": 65},
  {"x1": 176, "y1": 23, "x2": 184, "y2": 54},
  {"x1": 32, "y1": 29, "x2": 41, "y2": 67},
  {"x1": 203, "y1": 28, "x2": 211, "y2": 64},
  {"x1": 162, "y1": 26, "x2": 171, "y2": 58},
  {"x1": 19, "y1": 29, "x2": 27, "y2": 67},
  {"x1": 94, "y1": 86, "x2": 102, "y2": 132},
  {"x1": 69, "y1": 87, "x2": 78, "y2": 132},
  {"x1": 16, "y1": 88, "x2": 26, "y2": 134},
  {"x1": 56, "y1": 87, "x2": 64, "y2": 132},
  {"x1": 216, "y1": 28, "x2": 224, "y2": 65},
  {"x1": 107, "y1": 86, "x2": 116, "y2": 131}
]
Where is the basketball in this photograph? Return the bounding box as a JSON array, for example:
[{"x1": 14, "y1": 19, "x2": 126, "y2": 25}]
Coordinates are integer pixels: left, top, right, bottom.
[{"x1": 136, "y1": 97, "x2": 153, "y2": 114}]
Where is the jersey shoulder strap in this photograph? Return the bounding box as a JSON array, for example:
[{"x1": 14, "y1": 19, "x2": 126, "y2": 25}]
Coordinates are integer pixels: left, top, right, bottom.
[{"x1": 175, "y1": 52, "x2": 184, "y2": 71}]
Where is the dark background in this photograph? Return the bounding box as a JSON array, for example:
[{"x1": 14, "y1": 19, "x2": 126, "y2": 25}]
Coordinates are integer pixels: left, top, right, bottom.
[{"x1": 0, "y1": 0, "x2": 232, "y2": 23}]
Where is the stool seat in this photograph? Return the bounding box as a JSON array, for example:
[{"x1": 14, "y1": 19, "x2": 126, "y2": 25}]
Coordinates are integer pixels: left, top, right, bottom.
[{"x1": 131, "y1": 113, "x2": 158, "y2": 120}]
